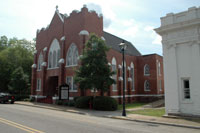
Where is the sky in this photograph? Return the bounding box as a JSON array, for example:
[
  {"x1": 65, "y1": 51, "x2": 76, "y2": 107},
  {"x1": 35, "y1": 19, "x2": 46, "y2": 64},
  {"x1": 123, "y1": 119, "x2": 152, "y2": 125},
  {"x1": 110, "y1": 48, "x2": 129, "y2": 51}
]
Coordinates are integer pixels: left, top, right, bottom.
[{"x1": 0, "y1": 0, "x2": 200, "y2": 55}]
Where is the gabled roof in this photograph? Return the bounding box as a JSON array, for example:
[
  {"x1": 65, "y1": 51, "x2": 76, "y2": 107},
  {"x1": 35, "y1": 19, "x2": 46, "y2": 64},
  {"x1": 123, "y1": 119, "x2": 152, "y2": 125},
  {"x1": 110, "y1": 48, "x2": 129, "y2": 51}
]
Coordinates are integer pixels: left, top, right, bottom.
[{"x1": 103, "y1": 31, "x2": 141, "y2": 56}]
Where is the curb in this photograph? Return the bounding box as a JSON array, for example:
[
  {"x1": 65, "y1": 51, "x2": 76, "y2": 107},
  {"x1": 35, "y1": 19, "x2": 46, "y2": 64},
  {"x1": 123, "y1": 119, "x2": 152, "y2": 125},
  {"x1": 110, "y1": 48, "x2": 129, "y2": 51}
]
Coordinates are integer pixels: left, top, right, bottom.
[
  {"x1": 15, "y1": 102, "x2": 86, "y2": 115},
  {"x1": 16, "y1": 102, "x2": 200, "y2": 129},
  {"x1": 109, "y1": 116, "x2": 200, "y2": 129}
]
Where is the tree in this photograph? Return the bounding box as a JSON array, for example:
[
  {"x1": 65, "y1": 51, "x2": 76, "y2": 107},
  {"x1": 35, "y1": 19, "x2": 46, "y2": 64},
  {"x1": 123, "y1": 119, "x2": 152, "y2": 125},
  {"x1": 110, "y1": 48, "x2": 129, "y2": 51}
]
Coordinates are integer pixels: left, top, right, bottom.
[
  {"x1": 0, "y1": 36, "x2": 34, "y2": 95},
  {"x1": 0, "y1": 35, "x2": 8, "y2": 51},
  {"x1": 74, "y1": 34, "x2": 115, "y2": 97},
  {"x1": 8, "y1": 67, "x2": 29, "y2": 95}
]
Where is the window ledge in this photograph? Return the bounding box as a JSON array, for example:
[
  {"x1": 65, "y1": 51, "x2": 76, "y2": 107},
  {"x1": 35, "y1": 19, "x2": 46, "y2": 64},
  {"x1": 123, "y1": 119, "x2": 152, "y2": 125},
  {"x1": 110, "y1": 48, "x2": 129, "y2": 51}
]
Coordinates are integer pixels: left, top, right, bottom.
[
  {"x1": 69, "y1": 90, "x2": 78, "y2": 92},
  {"x1": 37, "y1": 70, "x2": 42, "y2": 72},
  {"x1": 65, "y1": 65, "x2": 78, "y2": 68},
  {"x1": 112, "y1": 90, "x2": 118, "y2": 92},
  {"x1": 144, "y1": 74, "x2": 150, "y2": 76},
  {"x1": 36, "y1": 90, "x2": 41, "y2": 92},
  {"x1": 144, "y1": 90, "x2": 151, "y2": 92},
  {"x1": 47, "y1": 67, "x2": 59, "y2": 70},
  {"x1": 131, "y1": 89, "x2": 135, "y2": 91},
  {"x1": 91, "y1": 90, "x2": 98, "y2": 92}
]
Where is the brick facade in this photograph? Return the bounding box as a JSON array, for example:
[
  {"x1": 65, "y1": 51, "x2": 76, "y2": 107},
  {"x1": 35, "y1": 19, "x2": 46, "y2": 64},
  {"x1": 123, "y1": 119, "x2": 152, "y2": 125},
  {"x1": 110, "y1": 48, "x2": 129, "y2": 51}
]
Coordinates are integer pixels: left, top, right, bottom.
[{"x1": 31, "y1": 6, "x2": 164, "y2": 104}]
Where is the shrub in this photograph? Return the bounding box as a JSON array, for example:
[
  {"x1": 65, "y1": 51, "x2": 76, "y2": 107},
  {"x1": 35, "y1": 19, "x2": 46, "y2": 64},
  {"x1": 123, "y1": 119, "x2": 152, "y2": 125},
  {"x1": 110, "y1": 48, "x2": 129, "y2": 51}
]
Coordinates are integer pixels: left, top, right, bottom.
[
  {"x1": 74, "y1": 96, "x2": 80, "y2": 102},
  {"x1": 93, "y1": 96, "x2": 118, "y2": 111},
  {"x1": 63, "y1": 100, "x2": 75, "y2": 106},
  {"x1": 23, "y1": 98, "x2": 30, "y2": 102},
  {"x1": 75, "y1": 96, "x2": 93, "y2": 108},
  {"x1": 14, "y1": 95, "x2": 29, "y2": 101},
  {"x1": 68, "y1": 100, "x2": 75, "y2": 106},
  {"x1": 30, "y1": 97, "x2": 35, "y2": 102},
  {"x1": 55, "y1": 100, "x2": 63, "y2": 105}
]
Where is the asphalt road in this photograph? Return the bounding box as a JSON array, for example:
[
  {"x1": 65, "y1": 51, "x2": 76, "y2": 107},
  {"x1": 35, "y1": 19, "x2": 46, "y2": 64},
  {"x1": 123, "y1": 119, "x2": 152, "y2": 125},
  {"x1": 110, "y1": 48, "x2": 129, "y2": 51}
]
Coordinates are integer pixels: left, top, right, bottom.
[{"x1": 0, "y1": 104, "x2": 199, "y2": 133}]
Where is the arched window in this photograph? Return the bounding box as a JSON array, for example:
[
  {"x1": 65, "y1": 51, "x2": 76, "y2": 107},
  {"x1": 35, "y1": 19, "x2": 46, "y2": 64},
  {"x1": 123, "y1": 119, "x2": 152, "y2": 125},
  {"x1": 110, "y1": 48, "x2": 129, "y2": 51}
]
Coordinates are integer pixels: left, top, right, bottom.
[
  {"x1": 48, "y1": 39, "x2": 61, "y2": 69},
  {"x1": 53, "y1": 50, "x2": 56, "y2": 68},
  {"x1": 66, "y1": 43, "x2": 79, "y2": 66},
  {"x1": 144, "y1": 80, "x2": 150, "y2": 91},
  {"x1": 112, "y1": 57, "x2": 117, "y2": 91},
  {"x1": 57, "y1": 49, "x2": 60, "y2": 67},
  {"x1": 37, "y1": 52, "x2": 43, "y2": 70},
  {"x1": 158, "y1": 62, "x2": 161, "y2": 76},
  {"x1": 130, "y1": 62, "x2": 134, "y2": 91},
  {"x1": 144, "y1": 64, "x2": 150, "y2": 76},
  {"x1": 48, "y1": 52, "x2": 52, "y2": 68}
]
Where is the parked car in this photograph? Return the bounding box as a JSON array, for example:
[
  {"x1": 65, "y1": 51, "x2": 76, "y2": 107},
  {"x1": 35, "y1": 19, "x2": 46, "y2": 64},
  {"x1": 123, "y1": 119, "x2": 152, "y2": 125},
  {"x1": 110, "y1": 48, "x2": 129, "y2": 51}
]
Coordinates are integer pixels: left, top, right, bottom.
[{"x1": 0, "y1": 93, "x2": 15, "y2": 104}]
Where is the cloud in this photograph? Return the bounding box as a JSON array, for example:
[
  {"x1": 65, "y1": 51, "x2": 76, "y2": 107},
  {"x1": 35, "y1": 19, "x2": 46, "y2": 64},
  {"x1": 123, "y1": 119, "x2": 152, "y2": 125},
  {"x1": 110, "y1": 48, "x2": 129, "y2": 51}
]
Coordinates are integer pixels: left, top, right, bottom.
[
  {"x1": 86, "y1": 3, "x2": 112, "y2": 28},
  {"x1": 152, "y1": 34, "x2": 162, "y2": 45}
]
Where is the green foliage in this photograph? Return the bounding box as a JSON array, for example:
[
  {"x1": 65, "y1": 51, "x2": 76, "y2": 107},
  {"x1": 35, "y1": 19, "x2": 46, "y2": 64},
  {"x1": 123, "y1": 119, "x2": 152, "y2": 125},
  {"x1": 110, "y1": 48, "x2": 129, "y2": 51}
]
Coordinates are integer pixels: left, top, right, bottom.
[
  {"x1": 56, "y1": 100, "x2": 64, "y2": 105},
  {"x1": 0, "y1": 35, "x2": 34, "y2": 95},
  {"x1": 30, "y1": 97, "x2": 35, "y2": 102},
  {"x1": 13, "y1": 94, "x2": 29, "y2": 101},
  {"x1": 93, "y1": 96, "x2": 118, "y2": 111},
  {"x1": 75, "y1": 96, "x2": 93, "y2": 108},
  {"x1": 128, "y1": 108, "x2": 165, "y2": 117},
  {"x1": 118, "y1": 103, "x2": 147, "y2": 110},
  {"x1": 8, "y1": 67, "x2": 29, "y2": 95},
  {"x1": 64, "y1": 100, "x2": 75, "y2": 106},
  {"x1": 0, "y1": 36, "x2": 8, "y2": 51},
  {"x1": 74, "y1": 34, "x2": 115, "y2": 94}
]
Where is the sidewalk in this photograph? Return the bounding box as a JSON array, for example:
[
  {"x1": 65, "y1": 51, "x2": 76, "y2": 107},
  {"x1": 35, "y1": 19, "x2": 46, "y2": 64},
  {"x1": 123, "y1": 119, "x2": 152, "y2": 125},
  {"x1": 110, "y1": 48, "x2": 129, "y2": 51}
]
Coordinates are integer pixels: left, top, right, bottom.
[{"x1": 15, "y1": 101, "x2": 200, "y2": 129}]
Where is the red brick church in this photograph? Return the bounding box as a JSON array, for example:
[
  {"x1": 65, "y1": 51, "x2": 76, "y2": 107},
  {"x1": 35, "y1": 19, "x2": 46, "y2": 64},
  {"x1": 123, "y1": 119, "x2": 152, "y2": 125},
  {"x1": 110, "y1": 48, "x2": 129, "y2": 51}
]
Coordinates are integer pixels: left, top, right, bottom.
[{"x1": 31, "y1": 5, "x2": 164, "y2": 104}]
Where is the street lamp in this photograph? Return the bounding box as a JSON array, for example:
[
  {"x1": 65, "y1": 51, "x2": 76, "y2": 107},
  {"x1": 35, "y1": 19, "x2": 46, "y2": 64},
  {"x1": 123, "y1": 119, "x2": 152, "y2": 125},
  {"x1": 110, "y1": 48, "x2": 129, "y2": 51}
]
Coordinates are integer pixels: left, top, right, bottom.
[{"x1": 119, "y1": 40, "x2": 127, "y2": 117}]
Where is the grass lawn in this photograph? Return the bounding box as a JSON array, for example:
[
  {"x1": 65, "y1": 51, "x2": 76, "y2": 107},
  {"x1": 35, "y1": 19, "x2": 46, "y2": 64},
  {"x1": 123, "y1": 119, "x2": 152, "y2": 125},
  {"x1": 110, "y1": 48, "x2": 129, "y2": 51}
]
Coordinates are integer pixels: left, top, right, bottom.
[
  {"x1": 118, "y1": 103, "x2": 146, "y2": 110},
  {"x1": 128, "y1": 108, "x2": 165, "y2": 117}
]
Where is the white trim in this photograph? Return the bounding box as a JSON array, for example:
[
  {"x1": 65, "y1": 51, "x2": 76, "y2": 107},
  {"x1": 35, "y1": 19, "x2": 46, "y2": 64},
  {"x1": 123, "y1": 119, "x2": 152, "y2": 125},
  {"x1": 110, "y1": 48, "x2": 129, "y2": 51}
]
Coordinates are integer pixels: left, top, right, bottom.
[
  {"x1": 56, "y1": 12, "x2": 64, "y2": 23},
  {"x1": 108, "y1": 62, "x2": 111, "y2": 66},
  {"x1": 128, "y1": 77, "x2": 132, "y2": 82},
  {"x1": 79, "y1": 30, "x2": 89, "y2": 36},
  {"x1": 118, "y1": 65, "x2": 122, "y2": 69},
  {"x1": 111, "y1": 94, "x2": 164, "y2": 98},
  {"x1": 32, "y1": 64, "x2": 37, "y2": 68},
  {"x1": 60, "y1": 36, "x2": 65, "y2": 41},
  {"x1": 41, "y1": 62, "x2": 47, "y2": 67},
  {"x1": 43, "y1": 47, "x2": 47, "y2": 52},
  {"x1": 128, "y1": 66, "x2": 131, "y2": 70},
  {"x1": 58, "y1": 58, "x2": 65, "y2": 64}
]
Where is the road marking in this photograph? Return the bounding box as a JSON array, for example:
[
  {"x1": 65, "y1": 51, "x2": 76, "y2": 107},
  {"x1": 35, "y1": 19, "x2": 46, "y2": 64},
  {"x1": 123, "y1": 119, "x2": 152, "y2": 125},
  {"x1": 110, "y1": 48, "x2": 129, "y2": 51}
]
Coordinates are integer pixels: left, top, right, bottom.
[{"x1": 0, "y1": 117, "x2": 45, "y2": 133}]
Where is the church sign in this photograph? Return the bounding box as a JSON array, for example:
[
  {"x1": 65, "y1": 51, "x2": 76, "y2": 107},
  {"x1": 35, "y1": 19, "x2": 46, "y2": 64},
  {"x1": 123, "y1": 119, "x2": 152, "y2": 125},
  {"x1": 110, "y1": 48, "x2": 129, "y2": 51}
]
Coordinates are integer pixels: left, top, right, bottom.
[{"x1": 59, "y1": 84, "x2": 69, "y2": 100}]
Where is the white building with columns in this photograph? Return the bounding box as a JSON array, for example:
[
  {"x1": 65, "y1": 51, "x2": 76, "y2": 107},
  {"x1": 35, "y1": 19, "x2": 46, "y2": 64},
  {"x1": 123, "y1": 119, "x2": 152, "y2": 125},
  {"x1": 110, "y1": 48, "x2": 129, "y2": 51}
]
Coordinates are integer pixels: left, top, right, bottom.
[{"x1": 155, "y1": 7, "x2": 200, "y2": 116}]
